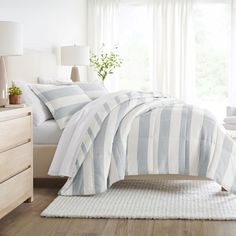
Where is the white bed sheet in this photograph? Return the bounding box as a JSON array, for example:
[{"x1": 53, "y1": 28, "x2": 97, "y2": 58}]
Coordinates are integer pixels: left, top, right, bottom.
[{"x1": 33, "y1": 120, "x2": 62, "y2": 145}]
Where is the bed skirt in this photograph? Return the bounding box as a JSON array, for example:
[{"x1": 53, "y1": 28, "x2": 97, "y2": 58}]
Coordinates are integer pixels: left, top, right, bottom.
[{"x1": 33, "y1": 145, "x2": 57, "y2": 178}]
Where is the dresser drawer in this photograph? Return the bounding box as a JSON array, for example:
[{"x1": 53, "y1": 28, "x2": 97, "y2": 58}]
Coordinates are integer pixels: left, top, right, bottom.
[
  {"x1": 0, "y1": 168, "x2": 33, "y2": 219},
  {"x1": 0, "y1": 142, "x2": 32, "y2": 183},
  {"x1": 0, "y1": 115, "x2": 31, "y2": 152}
]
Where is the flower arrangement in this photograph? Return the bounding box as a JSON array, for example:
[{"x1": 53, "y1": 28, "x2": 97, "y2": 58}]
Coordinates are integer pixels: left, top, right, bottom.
[{"x1": 90, "y1": 44, "x2": 123, "y2": 81}]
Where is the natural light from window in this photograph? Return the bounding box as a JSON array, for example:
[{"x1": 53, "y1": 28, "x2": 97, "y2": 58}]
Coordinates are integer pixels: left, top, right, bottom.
[
  {"x1": 119, "y1": 4, "x2": 150, "y2": 91},
  {"x1": 118, "y1": 2, "x2": 231, "y2": 121},
  {"x1": 194, "y1": 2, "x2": 231, "y2": 121}
]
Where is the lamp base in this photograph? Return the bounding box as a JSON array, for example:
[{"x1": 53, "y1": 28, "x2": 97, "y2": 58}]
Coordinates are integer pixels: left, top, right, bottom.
[
  {"x1": 71, "y1": 66, "x2": 80, "y2": 82},
  {"x1": 0, "y1": 57, "x2": 8, "y2": 107}
]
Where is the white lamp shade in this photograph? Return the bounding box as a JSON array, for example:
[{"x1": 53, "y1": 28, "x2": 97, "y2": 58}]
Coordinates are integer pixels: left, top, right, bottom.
[
  {"x1": 0, "y1": 21, "x2": 23, "y2": 56},
  {"x1": 61, "y1": 45, "x2": 89, "y2": 66}
]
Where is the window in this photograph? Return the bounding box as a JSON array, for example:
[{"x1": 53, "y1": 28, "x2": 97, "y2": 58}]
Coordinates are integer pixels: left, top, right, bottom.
[
  {"x1": 193, "y1": 1, "x2": 231, "y2": 120},
  {"x1": 119, "y1": 3, "x2": 151, "y2": 91},
  {"x1": 118, "y1": 1, "x2": 231, "y2": 120}
]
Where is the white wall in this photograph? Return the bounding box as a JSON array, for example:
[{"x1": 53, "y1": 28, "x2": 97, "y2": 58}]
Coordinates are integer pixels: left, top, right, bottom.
[{"x1": 0, "y1": 0, "x2": 88, "y2": 80}]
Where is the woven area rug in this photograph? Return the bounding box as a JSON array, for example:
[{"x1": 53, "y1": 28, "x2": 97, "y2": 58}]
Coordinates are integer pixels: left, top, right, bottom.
[{"x1": 41, "y1": 179, "x2": 236, "y2": 220}]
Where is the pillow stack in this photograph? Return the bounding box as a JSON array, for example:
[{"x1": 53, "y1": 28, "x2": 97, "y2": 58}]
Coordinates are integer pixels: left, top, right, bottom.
[{"x1": 14, "y1": 78, "x2": 109, "y2": 129}]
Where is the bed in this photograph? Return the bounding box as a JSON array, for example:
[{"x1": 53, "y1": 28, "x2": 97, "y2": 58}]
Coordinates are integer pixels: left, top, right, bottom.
[
  {"x1": 6, "y1": 50, "x2": 236, "y2": 196},
  {"x1": 44, "y1": 91, "x2": 236, "y2": 196}
]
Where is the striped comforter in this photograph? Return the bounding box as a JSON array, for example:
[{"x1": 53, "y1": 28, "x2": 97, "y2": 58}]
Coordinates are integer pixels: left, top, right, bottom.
[{"x1": 49, "y1": 91, "x2": 236, "y2": 195}]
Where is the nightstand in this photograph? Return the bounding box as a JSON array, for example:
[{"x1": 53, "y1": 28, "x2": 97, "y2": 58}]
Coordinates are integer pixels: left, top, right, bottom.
[{"x1": 0, "y1": 107, "x2": 33, "y2": 219}]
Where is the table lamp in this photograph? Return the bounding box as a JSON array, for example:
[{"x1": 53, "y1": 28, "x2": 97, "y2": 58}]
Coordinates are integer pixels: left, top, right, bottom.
[
  {"x1": 61, "y1": 45, "x2": 89, "y2": 82},
  {"x1": 0, "y1": 21, "x2": 23, "y2": 106}
]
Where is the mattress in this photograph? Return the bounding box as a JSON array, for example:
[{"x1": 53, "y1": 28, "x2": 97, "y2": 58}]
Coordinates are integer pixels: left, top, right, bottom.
[{"x1": 33, "y1": 120, "x2": 62, "y2": 145}]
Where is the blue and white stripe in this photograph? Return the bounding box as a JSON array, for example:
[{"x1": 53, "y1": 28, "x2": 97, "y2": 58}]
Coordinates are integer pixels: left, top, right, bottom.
[
  {"x1": 48, "y1": 91, "x2": 236, "y2": 196},
  {"x1": 31, "y1": 85, "x2": 91, "y2": 129}
]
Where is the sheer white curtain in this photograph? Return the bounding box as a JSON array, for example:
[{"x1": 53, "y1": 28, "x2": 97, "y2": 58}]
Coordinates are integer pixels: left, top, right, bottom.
[
  {"x1": 150, "y1": 0, "x2": 195, "y2": 102},
  {"x1": 228, "y1": 0, "x2": 236, "y2": 114},
  {"x1": 87, "y1": 0, "x2": 120, "y2": 91},
  {"x1": 88, "y1": 0, "x2": 195, "y2": 99}
]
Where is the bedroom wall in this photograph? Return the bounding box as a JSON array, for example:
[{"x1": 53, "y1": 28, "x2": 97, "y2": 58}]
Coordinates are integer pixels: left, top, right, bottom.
[{"x1": 0, "y1": 0, "x2": 88, "y2": 81}]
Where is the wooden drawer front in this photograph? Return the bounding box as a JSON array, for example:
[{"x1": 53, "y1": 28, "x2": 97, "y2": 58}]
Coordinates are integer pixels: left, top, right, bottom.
[
  {"x1": 0, "y1": 168, "x2": 32, "y2": 219},
  {"x1": 0, "y1": 142, "x2": 32, "y2": 183},
  {"x1": 0, "y1": 116, "x2": 31, "y2": 152}
]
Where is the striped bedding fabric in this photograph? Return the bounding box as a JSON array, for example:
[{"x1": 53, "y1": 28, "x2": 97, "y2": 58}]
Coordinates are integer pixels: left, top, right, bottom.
[{"x1": 49, "y1": 91, "x2": 236, "y2": 195}]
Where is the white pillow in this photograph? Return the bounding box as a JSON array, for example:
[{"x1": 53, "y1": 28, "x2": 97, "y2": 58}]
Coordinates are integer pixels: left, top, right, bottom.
[
  {"x1": 31, "y1": 84, "x2": 91, "y2": 129},
  {"x1": 12, "y1": 81, "x2": 53, "y2": 126},
  {"x1": 37, "y1": 77, "x2": 71, "y2": 85}
]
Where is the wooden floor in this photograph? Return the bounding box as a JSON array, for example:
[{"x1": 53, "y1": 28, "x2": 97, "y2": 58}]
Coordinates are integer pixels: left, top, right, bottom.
[{"x1": 1, "y1": 180, "x2": 236, "y2": 236}]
